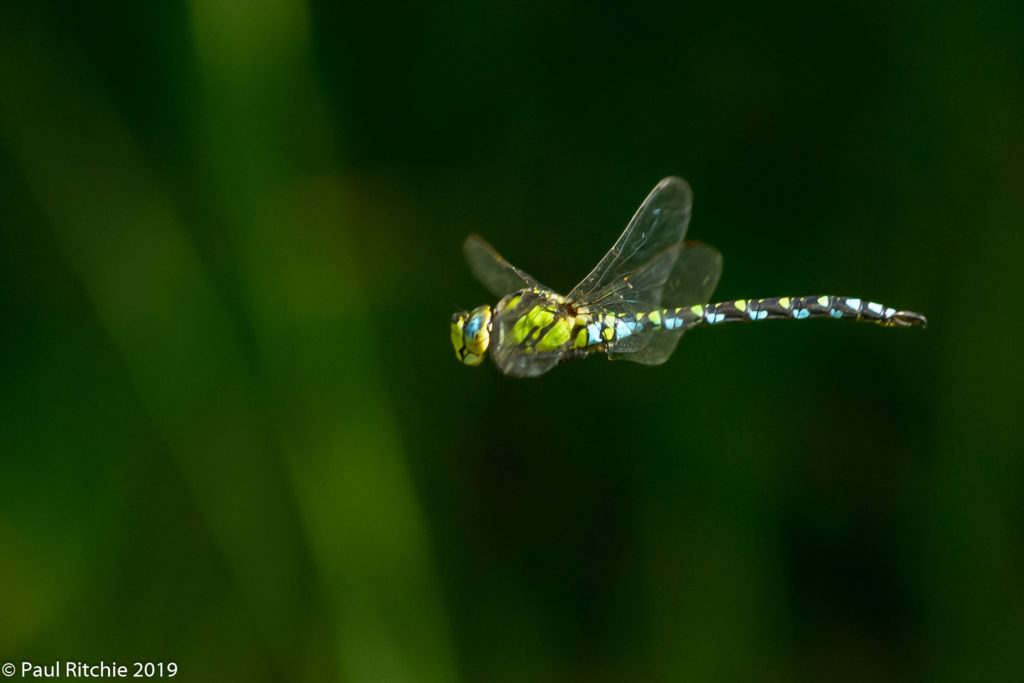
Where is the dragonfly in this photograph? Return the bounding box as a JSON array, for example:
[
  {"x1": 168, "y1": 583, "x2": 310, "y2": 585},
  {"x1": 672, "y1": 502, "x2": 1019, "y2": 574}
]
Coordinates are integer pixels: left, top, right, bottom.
[{"x1": 451, "y1": 177, "x2": 927, "y2": 378}]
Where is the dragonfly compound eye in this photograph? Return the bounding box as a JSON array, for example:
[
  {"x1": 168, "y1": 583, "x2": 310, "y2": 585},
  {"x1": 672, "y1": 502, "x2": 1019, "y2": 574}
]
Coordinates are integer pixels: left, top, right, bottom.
[
  {"x1": 464, "y1": 306, "x2": 492, "y2": 356},
  {"x1": 450, "y1": 306, "x2": 492, "y2": 367}
]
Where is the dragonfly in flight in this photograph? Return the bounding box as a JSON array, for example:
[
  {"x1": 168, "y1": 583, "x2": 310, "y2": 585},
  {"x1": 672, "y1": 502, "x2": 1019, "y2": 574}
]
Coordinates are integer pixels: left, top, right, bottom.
[{"x1": 451, "y1": 177, "x2": 926, "y2": 378}]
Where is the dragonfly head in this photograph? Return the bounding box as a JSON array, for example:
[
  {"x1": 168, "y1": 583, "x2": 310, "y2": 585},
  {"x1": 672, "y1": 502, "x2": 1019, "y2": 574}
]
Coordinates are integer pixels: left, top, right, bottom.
[{"x1": 451, "y1": 305, "x2": 493, "y2": 366}]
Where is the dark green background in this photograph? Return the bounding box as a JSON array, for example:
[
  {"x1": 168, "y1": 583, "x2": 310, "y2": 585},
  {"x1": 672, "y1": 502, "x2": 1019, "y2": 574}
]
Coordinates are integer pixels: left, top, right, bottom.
[{"x1": 2, "y1": 1, "x2": 1022, "y2": 681}]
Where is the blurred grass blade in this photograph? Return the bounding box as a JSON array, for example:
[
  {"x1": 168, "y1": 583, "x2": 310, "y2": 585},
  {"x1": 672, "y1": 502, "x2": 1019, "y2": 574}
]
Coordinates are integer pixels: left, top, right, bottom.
[
  {"x1": 0, "y1": 4, "x2": 458, "y2": 681},
  {"x1": 189, "y1": 1, "x2": 459, "y2": 681}
]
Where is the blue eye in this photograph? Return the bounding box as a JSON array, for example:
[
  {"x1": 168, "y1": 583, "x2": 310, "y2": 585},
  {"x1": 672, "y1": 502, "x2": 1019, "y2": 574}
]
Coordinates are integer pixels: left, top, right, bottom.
[{"x1": 465, "y1": 316, "x2": 482, "y2": 338}]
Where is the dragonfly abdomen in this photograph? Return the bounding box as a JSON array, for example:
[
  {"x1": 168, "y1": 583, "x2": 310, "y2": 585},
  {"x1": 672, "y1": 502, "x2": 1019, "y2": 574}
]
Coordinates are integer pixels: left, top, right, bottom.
[
  {"x1": 573, "y1": 312, "x2": 653, "y2": 349},
  {"x1": 572, "y1": 295, "x2": 927, "y2": 355},
  {"x1": 678, "y1": 296, "x2": 928, "y2": 329}
]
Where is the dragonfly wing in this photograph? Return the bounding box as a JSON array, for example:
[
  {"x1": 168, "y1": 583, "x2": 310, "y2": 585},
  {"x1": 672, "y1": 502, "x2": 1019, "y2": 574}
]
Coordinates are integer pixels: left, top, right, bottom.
[
  {"x1": 572, "y1": 243, "x2": 681, "y2": 317},
  {"x1": 489, "y1": 292, "x2": 564, "y2": 377},
  {"x1": 567, "y1": 177, "x2": 693, "y2": 305},
  {"x1": 662, "y1": 240, "x2": 723, "y2": 307},
  {"x1": 491, "y1": 343, "x2": 563, "y2": 378},
  {"x1": 464, "y1": 234, "x2": 543, "y2": 298},
  {"x1": 607, "y1": 240, "x2": 724, "y2": 365}
]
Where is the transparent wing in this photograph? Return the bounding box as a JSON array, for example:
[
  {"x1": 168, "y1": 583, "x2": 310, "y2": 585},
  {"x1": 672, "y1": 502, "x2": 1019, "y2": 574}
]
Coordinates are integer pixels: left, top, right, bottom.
[
  {"x1": 572, "y1": 244, "x2": 681, "y2": 316},
  {"x1": 661, "y1": 240, "x2": 723, "y2": 308},
  {"x1": 491, "y1": 336, "x2": 563, "y2": 377},
  {"x1": 489, "y1": 292, "x2": 564, "y2": 377},
  {"x1": 464, "y1": 235, "x2": 544, "y2": 298},
  {"x1": 567, "y1": 177, "x2": 693, "y2": 307},
  {"x1": 607, "y1": 240, "x2": 724, "y2": 365}
]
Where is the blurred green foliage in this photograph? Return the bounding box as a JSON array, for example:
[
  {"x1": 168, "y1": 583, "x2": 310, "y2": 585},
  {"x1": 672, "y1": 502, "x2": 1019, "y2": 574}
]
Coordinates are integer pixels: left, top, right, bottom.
[{"x1": 1, "y1": 1, "x2": 1022, "y2": 681}]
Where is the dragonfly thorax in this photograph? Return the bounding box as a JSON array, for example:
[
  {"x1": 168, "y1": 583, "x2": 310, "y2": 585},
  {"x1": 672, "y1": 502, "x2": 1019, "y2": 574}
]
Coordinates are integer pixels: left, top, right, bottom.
[{"x1": 451, "y1": 305, "x2": 493, "y2": 366}]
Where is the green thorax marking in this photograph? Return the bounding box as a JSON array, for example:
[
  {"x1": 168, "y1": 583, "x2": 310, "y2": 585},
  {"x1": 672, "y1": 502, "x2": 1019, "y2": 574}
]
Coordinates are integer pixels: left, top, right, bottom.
[{"x1": 497, "y1": 288, "x2": 578, "y2": 354}]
